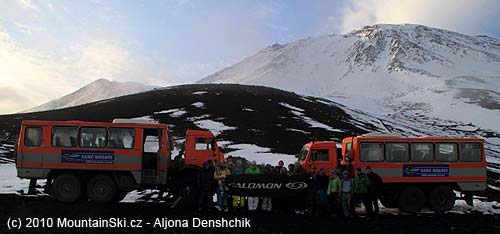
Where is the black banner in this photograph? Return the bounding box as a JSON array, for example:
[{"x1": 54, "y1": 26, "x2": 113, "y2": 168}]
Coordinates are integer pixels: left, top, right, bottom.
[{"x1": 224, "y1": 174, "x2": 311, "y2": 197}]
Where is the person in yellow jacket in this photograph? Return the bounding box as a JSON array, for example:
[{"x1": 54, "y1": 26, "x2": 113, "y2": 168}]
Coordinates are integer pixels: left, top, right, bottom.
[
  {"x1": 327, "y1": 169, "x2": 341, "y2": 216},
  {"x1": 214, "y1": 162, "x2": 231, "y2": 211}
]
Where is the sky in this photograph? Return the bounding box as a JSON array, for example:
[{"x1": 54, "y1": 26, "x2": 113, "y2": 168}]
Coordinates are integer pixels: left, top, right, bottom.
[{"x1": 1, "y1": 0, "x2": 500, "y2": 114}]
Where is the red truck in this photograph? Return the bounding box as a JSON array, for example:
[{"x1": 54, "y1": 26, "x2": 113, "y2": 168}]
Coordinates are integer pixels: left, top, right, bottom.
[
  {"x1": 16, "y1": 120, "x2": 223, "y2": 203},
  {"x1": 226, "y1": 134, "x2": 486, "y2": 213}
]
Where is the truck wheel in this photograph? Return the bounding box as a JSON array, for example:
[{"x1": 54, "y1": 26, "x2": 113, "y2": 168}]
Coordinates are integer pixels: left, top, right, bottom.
[
  {"x1": 399, "y1": 186, "x2": 426, "y2": 213},
  {"x1": 52, "y1": 173, "x2": 82, "y2": 203},
  {"x1": 428, "y1": 186, "x2": 455, "y2": 213},
  {"x1": 87, "y1": 175, "x2": 118, "y2": 203}
]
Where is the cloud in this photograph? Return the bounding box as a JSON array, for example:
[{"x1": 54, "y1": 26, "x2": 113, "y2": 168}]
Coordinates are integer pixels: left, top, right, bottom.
[
  {"x1": 338, "y1": 0, "x2": 500, "y2": 36},
  {"x1": 0, "y1": 28, "x2": 170, "y2": 114},
  {"x1": 15, "y1": 0, "x2": 39, "y2": 11}
]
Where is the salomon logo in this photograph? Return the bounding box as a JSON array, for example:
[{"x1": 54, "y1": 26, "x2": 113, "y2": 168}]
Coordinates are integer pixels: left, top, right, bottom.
[{"x1": 285, "y1": 182, "x2": 308, "y2": 190}]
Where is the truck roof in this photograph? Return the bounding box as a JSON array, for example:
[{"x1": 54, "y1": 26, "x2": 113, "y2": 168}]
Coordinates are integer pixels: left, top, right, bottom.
[
  {"x1": 303, "y1": 141, "x2": 338, "y2": 148},
  {"x1": 355, "y1": 135, "x2": 483, "y2": 142},
  {"x1": 21, "y1": 120, "x2": 167, "y2": 129}
]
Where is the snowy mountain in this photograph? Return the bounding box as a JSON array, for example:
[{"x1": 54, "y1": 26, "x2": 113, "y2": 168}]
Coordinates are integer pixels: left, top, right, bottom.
[
  {"x1": 23, "y1": 78, "x2": 158, "y2": 112},
  {"x1": 198, "y1": 24, "x2": 500, "y2": 162}
]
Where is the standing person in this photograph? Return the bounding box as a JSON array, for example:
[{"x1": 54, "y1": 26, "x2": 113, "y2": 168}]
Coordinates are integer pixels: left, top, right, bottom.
[
  {"x1": 261, "y1": 164, "x2": 273, "y2": 212},
  {"x1": 276, "y1": 160, "x2": 286, "y2": 174},
  {"x1": 307, "y1": 165, "x2": 320, "y2": 216},
  {"x1": 352, "y1": 168, "x2": 371, "y2": 216},
  {"x1": 245, "y1": 161, "x2": 261, "y2": 212},
  {"x1": 365, "y1": 166, "x2": 382, "y2": 216},
  {"x1": 197, "y1": 162, "x2": 214, "y2": 212},
  {"x1": 340, "y1": 171, "x2": 354, "y2": 218},
  {"x1": 318, "y1": 168, "x2": 330, "y2": 216},
  {"x1": 214, "y1": 162, "x2": 231, "y2": 211},
  {"x1": 287, "y1": 164, "x2": 295, "y2": 176},
  {"x1": 231, "y1": 160, "x2": 246, "y2": 211},
  {"x1": 327, "y1": 169, "x2": 341, "y2": 217}
]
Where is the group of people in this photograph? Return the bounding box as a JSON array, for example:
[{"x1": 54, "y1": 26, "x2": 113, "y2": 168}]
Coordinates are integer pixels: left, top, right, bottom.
[
  {"x1": 324, "y1": 166, "x2": 383, "y2": 218},
  {"x1": 196, "y1": 156, "x2": 383, "y2": 218}
]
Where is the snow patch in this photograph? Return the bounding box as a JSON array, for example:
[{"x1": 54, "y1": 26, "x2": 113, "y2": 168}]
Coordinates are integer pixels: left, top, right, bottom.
[
  {"x1": 192, "y1": 91, "x2": 208, "y2": 95},
  {"x1": 279, "y1": 102, "x2": 305, "y2": 112},
  {"x1": 225, "y1": 144, "x2": 296, "y2": 165},
  {"x1": 194, "y1": 120, "x2": 236, "y2": 136},
  {"x1": 191, "y1": 102, "x2": 205, "y2": 108},
  {"x1": 0, "y1": 163, "x2": 35, "y2": 194}
]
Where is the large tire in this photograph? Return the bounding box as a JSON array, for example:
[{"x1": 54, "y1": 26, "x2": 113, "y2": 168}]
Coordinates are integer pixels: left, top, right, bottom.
[
  {"x1": 87, "y1": 174, "x2": 118, "y2": 203},
  {"x1": 52, "y1": 173, "x2": 82, "y2": 203},
  {"x1": 399, "y1": 186, "x2": 426, "y2": 213},
  {"x1": 428, "y1": 186, "x2": 455, "y2": 213}
]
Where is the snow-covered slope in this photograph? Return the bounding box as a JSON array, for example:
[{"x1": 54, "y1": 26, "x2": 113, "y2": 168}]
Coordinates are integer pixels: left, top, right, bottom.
[
  {"x1": 198, "y1": 24, "x2": 500, "y2": 162},
  {"x1": 24, "y1": 78, "x2": 158, "y2": 112}
]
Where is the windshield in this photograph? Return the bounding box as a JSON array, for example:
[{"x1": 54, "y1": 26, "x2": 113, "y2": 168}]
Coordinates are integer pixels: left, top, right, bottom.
[{"x1": 298, "y1": 147, "x2": 309, "y2": 162}]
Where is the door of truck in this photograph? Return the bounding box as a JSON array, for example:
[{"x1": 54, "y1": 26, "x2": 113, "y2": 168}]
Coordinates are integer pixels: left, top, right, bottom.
[
  {"x1": 190, "y1": 137, "x2": 217, "y2": 166},
  {"x1": 307, "y1": 147, "x2": 338, "y2": 173},
  {"x1": 141, "y1": 128, "x2": 160, "y2": 183}
]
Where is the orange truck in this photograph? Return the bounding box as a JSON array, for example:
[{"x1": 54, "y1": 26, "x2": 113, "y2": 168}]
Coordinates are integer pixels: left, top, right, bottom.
[
  {"x1": 293, "y1": 133, "x2": 486, "y2": 213},
  {"x1": 226, "y1": 133, "x2": 486, "y2": 213},
  {"x1": 16, "y1": 120, "x2": 224, "y2": 203}
]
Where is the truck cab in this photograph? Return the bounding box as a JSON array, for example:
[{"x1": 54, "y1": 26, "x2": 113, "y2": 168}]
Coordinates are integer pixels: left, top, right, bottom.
[
  {"x1": 184, "y1": 130, "x2": 224, "y2": 167},
  {"x1": 298, "y1": 141, "x2": 339, "y2": 173}
]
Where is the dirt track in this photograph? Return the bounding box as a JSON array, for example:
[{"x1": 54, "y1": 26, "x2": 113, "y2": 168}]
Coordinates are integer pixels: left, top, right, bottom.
[{"x1": 1, "y1": 194, "x2": 499, "y2": 234}]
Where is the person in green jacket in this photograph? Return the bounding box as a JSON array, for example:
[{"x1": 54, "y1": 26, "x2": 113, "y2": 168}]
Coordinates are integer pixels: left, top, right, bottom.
[
  {"x1": 352, "y1": 167, "x2": 371, "y2": 216},
  {"x1": 245, "y1": 161, "x2": 261, "y2": 211},
  {"x1": 327, "y1": 169, "x2": 341, "y2": 216}
]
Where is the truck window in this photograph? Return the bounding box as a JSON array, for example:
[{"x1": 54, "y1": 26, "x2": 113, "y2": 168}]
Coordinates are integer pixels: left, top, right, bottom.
[
  {"x1": 144, "y1": 135, "x2": 160, "y2": 153},
  {"x1": 310, "y1": 149, "x2": 329, "y2": 161},
  {"x1": 195, "y1": 138, "x2": 214, "y2": 151},
  {"x1": 346, "y1": 142, "x2": 352, "y2": 155},
  {"x1": 299, "y1": 147, "x2": 309, "y2": 162},
  {"x1": 52, "y1": 127, "x2": 78, "y2": 147},
  {"x1": 80, "y1": 127, "x2": 106, "y2": 148},
  {"x1": 360, "y1": 143, "x2": 384, "y2": 162},
  {"x1": 436, "y1": 143, "x2": 458, "y2": 162},
  {"x1": 411, "y1": 143, "x2": 433, "y2": 162},
  {"x1": 460, "y1": 143, "x2": 482, "y2": 162},
  {"x1": 108, "y1": 128, "x2": 135, "y2": 149},
  {"x1": 386, "y1": 143, "x2": 409, "y2": 162},
  {"x1": 24, "y1": 127, "x2": 42, "y2": 147}
]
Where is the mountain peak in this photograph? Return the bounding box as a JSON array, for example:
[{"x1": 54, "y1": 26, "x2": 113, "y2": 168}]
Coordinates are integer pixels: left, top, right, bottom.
[
  {"x1": 23, "y1": 79, "x2": 159, "y2": 113},
  {"x1": 198, "y1": 23, "x2": 500, "y2": 133}
]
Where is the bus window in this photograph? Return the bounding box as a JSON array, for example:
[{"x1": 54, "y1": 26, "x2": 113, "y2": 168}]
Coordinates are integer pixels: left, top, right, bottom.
[
  {"x1": 386, "y1": 143, "x2": 409, "y2": 162},
  {"x1": 360, "y1": 143, "x2": 384, "y2": 162},
  {"x1": 108, "y1": 128, "x2": 135, "y2": 149},
  {"x1": 195, "y1": 138, "x2": 214, "y2": 151},
  {"x1": 411, "y1": 143, "x2": 434, "y2": 162},
  {"x1": 24, "y1": 127, "x2": 42, "y2": 147},
  {"x1": 52, "y1": 127, "x2": 78, "y2": 147},
  {"x1": 80, "y1": 127, "x2": 106, "y2": 148},
  {"x1": 310, "y1": 149, "x2": 329, "y2": 161},
  {"x1": 436, "y1": 143, "x2": 458, "y2": 162},
  {"x1": 460, "y1": 143, "x2": 482, "y2": 162}
]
